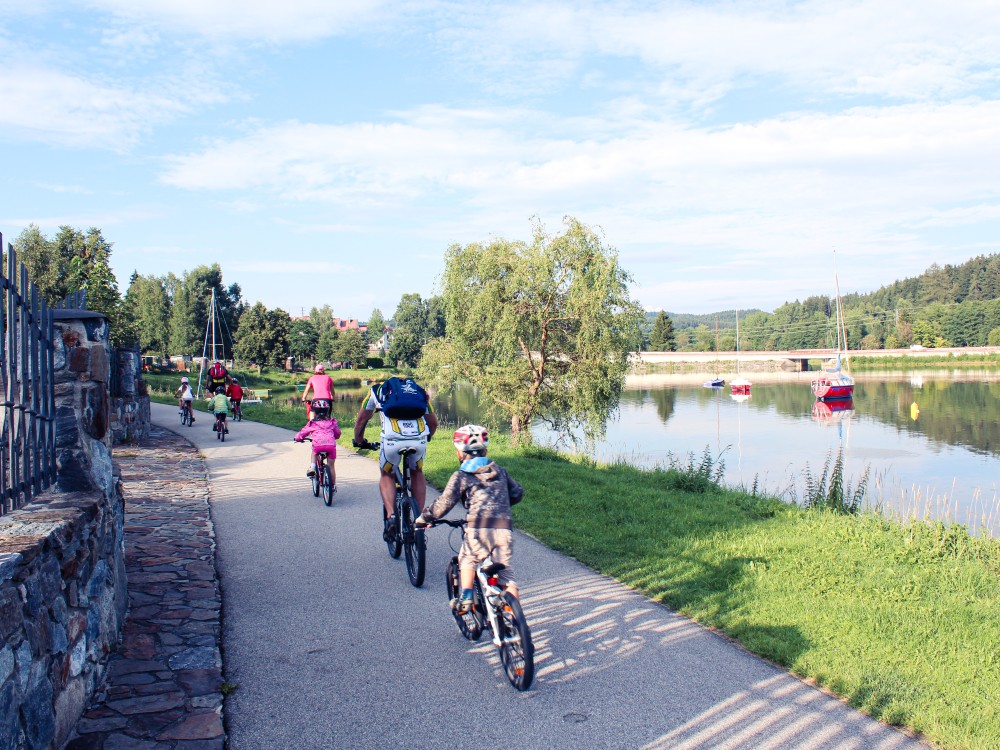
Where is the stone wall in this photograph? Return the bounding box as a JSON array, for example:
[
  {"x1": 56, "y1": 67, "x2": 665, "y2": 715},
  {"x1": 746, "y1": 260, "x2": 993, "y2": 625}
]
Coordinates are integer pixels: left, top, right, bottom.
[
  {"x1": 0, "y1": 312, "x2": 127, "y2": 750},
  {"x1": 108, "y1": 348, "x2": 150, "y2": 446}
]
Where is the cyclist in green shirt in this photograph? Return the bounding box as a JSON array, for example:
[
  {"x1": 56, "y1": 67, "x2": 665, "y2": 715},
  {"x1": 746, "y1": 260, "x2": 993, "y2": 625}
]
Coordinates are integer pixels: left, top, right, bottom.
[{"x1": 206, "y1": 386, "x2": 231, "y2": 434}]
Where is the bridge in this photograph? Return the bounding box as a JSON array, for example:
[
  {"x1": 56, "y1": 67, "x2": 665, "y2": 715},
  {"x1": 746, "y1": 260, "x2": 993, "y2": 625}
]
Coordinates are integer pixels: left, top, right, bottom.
[{"x1": 634, "y1": 346, "x2": 1000, "y2": 371}]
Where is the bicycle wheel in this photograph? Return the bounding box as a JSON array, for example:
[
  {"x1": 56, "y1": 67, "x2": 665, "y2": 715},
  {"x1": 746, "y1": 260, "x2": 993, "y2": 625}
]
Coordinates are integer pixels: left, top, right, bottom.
[
  {"x1": 322, "y1": 465, "x2": 334, "y2": 506},
  {"x1": 220, "y1": 423, "x2": 225, "y2": 442},
  {"x1": 497, "y1": 593, "x2": 534, "y2": 691},
  {"x1": 383, "y1": 505, "x2": 402, "y2": 559},
  {"x1": 446, "y1": 558, "x2": 482, "y2": 641},
  {"x1": 311, "y1": 464, "x2": 321, "y2": 497},
  {"x1": 401, "y1": 497, "x2": 425, "y2": 586}
]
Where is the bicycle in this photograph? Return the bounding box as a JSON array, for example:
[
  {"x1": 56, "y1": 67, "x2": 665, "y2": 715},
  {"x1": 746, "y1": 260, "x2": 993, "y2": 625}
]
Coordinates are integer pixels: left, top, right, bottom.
[
  {"x1": 358, "y1": 440, "x2": 426, "y2": 587},
  {"x1": 214, "y1": 413, "x2": 227, "y2": 442},
  {"x1": 298, "y1": 437, "x2": 335, "y2": 506},
  {"x1": 179, "y1": 402, "x2": 194, "y2": 427},
  {"x1": 423, "y1": 518, "x2": 535, "y2": 691},
  {"x1": 232, "y1": 400, "x2": 242, "y2": 422}
]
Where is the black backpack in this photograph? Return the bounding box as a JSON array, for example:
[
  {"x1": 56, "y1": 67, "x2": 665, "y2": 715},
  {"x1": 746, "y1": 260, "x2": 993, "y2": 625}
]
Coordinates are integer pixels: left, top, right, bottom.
[{"x1": 378, "y1": 377, "x2": 428, "y2": 419}]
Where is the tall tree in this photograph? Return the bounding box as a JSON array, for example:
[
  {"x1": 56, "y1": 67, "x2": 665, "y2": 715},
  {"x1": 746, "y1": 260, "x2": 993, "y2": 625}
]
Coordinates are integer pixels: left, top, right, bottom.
[
  {"x1": 332, "y1": 329, "x2": 368, "y2": 367},
  {"x1": 124, "y1": 273, "x2": 171, "y2": 357},
  {"x1": 289, "y1": 319, "x2": 318, "y2": 362},
  {"x1": 391, "y1": 293, "x2": 430, "y2": 366},
  {"x1": 366, "y1": 308, "x2": 387, "y2": 353},
  {"x1": 309, "y1": 305, "x2": 335, "y2": 337},
  {"x1": 234, "y1": 303, "x2": 290, "y2": 367},
  {"x1": 420, "y1": 217, "x2": 643, "y2": 441},
  {"x1": 316, "y1": 327, "x2": 339, "y2": 362},
  {"x1": 647, "y1": 311, "x2": 676, "y2": 351}
]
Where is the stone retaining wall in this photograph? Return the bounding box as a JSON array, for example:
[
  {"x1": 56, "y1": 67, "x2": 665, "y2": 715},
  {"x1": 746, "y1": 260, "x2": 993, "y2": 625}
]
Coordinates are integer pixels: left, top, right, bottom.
[
  {"x1": 0, "y1": 312, "x2": 127, "y2": 750},
  {"x1": 109, "y1": 348, "x2": 150, "y2": 446}
]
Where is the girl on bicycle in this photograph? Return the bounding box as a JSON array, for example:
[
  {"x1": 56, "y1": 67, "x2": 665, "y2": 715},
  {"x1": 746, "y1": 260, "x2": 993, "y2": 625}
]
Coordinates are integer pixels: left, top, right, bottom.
[
  {"x1": 293, "y1": 409, "x2": 342, "y2": 488},
  {"x1": 301, "y1": 363, "x2": 335, "y2": 420},
  {"x1": 174, "y1": 377, "x2": 195, "y2": 424}
]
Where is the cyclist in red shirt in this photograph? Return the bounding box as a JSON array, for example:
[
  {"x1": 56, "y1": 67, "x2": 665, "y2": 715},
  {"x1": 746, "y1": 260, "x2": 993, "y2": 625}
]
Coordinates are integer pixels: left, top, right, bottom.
[{"x1": 226, "y1": 379, "x2": 244, "y2": 420}]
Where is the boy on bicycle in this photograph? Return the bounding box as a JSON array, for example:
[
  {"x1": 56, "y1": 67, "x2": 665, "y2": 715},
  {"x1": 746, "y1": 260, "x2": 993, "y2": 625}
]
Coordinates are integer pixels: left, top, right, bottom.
[
  {"x1": 293, "y1": 402, "x2": 342, "y2": 489},
  {"x1": 416, "y1": 424, "x2": 523, "y2": 614},
  {"x1": 174, "y1": 376, "x2": 195, "y2": 424},
  {"x1": 206, "y1": 385, "x2": 230, "y2": 434}
]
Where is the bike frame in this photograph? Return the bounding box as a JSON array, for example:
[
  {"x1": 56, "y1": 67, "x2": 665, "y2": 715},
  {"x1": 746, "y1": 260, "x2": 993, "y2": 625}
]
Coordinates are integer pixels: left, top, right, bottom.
[{"x1": 473, "y1": 558, "x2": 509, "y2": 649}]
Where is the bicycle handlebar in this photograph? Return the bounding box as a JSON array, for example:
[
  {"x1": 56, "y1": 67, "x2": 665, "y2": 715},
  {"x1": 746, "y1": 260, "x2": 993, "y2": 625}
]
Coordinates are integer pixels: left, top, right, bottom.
[
  {"x1": 421, "y1": 517, "x2": 465, "y2": 529},
  {"x1": 352, "y1": 439, "x2": 380, "y2": 450}
]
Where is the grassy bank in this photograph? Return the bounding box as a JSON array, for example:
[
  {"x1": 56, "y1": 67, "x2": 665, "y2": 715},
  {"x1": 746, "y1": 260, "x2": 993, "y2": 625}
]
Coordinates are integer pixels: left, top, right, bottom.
[
  {"x1": 851, "y1": 353, "x2": 1000, "y2": 370},
  {"x1": 413, "y1": 432, "x2": 1000, "y2": 750},
  {"x1": 147, "y1": 376, "x2": 999, "y2": 749}
]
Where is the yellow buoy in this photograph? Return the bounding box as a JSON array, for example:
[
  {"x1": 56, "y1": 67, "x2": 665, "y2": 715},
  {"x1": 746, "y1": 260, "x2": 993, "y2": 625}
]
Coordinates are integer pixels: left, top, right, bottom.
[{"x1": 910, "y1": 402, "x2": 920, "y2": 421}]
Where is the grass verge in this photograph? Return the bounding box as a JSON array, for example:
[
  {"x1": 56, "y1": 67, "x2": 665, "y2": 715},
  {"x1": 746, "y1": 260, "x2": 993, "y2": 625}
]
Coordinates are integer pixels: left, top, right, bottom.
[{"x1": 148, "y1": 382, "x2": 999, "y2": 749}]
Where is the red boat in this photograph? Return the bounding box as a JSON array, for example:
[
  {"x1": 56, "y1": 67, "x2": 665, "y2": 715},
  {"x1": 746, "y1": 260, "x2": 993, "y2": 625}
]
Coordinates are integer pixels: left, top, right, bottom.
[
  {"x1": 811, "y1": 369, "x2": 854, "y2": 400},
  {"x1": 730, "y1": 377, "x2": 752, "y2": 395}
]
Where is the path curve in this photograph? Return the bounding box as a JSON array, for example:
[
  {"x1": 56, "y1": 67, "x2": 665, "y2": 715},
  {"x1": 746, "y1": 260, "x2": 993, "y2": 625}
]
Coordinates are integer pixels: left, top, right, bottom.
[{"x1": 152, "y1": 402, "x2": 929, "y2": 750}]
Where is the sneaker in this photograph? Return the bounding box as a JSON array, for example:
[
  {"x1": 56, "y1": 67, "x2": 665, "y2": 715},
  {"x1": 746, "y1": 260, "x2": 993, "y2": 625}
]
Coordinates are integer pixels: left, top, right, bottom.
[
  {"x1": 212, "y1": 423, "x2": 217, "y2": 431},
  {"x1": 451, "y1": 594, "x2": 473, "y2": 615},
  {"x1": 306, "y1": 468, "x2": 316, "y2": 477},
  {"x1": 190, "y1": 417, "x2": 195, "y2": 424},
  {"x1": 383, "y1": 514, "x2": 397, "y2": 541},
  {"x1": 225, "y1": 427, "x2": 229, "y2": 433}
]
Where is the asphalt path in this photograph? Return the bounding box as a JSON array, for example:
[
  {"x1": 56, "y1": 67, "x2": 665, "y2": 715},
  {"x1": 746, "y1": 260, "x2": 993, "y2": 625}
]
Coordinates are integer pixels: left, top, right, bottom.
[{"x1": 151, "y1": 402, "x2": 929, "y2": 750}]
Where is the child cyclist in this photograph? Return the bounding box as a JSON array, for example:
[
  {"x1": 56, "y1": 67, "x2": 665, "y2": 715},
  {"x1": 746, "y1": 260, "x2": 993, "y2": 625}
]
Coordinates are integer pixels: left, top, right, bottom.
[
  {"x1": 293, "y1": 400, "x2": 341, "y2": 489},
  {"x1": 174, "y1": 376, "x2": 195, "y2": 424},
  {"x1": 206, "y1": 385, "x2": 230, "y2": 434},
  {"x1": 415, "y1": 425, "x2": 523, "y2": 614}
]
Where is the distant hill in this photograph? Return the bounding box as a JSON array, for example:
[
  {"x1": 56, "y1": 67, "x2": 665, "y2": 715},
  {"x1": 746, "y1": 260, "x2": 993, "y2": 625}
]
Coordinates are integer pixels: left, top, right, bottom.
[{"x1": 646, "y1": 253, "x2": 1000, "y2": 350}]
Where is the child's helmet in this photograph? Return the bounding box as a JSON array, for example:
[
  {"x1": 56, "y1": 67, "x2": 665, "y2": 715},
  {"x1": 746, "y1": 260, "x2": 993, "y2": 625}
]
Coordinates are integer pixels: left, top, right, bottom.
[
  {"x1": 181, "y1": 376, "x2": 189, "y2": 383},
  {"x1": 315, "y1": 363, "x2": 325, "y2": 373},
  {"x1": 453, "y1": 424, "x2": 488, "y2": 453}
]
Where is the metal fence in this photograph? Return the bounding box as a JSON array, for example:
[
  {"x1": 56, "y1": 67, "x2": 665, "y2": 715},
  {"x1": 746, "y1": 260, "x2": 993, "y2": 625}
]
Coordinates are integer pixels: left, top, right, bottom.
[{"x1": 1, "y1": 236, "x2": 57, "y2": 514}]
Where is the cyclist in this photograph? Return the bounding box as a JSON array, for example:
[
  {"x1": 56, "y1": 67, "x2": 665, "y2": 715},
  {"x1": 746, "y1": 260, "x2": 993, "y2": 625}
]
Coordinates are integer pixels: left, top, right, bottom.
[
  {"x1": 293, "y1": 407, "x2": 342, "y2": 488},
  {"x1": 352, "y1": 376, "x2": 437, "y2": 539},
  {"x1": 174, "y1": 376, "x2": 195, "y2": 424},
  {"x1": 301, "y1": 363, "x2": 335, "y2": 420},
  {"x1": 206, "y1": 385, "x2": 231, "y2": 434},
  {"x1": 416, "y1": 424, "x2": 523, "y2": 614},
  {"x1": 227, "y1": 378, "x2": 244, "y2": 419},
  {"x1": 206, "y1": 360, "x2": 230, "y2": 394}
]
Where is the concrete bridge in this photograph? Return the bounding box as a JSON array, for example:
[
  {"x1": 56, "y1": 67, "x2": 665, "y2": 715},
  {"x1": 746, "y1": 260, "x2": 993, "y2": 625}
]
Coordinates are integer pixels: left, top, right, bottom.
[{"x1": 634, "y1": 346, "x2": 1000, "y2": 371}]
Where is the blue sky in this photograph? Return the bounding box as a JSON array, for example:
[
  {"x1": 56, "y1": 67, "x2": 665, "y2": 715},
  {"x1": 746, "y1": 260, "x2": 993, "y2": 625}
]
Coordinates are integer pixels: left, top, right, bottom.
[{"x1": 2, "y1": 1, "x2": 1000, "y2": 320}]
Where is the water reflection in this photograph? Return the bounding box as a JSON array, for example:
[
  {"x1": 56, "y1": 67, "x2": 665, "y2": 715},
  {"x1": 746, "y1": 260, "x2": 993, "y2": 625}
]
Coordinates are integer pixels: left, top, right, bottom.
[{"x1": 292, "y1": 373, "x2": 998, "y2": 535}]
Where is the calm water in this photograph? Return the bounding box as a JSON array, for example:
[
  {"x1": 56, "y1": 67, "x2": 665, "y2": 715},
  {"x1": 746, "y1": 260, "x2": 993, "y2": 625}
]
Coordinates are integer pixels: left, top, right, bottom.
[{"x1": 314, "y1": 371, "x2": 1000, "y2": 536}]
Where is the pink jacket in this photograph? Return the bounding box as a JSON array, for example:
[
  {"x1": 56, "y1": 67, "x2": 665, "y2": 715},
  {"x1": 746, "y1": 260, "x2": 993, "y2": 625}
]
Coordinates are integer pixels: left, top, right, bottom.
[{"x1": 295, "y1": 418, "x2": 342, "y2": 452}]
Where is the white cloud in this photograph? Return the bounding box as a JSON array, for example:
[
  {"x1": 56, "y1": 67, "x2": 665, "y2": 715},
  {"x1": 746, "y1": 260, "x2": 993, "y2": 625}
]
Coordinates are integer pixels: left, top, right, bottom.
[
  {"x1": 82, "y1": 0, "x2": 391, "y2": 42},
  {"x1": 0, "y1": 64, "x2": 189, "y2": 149}
]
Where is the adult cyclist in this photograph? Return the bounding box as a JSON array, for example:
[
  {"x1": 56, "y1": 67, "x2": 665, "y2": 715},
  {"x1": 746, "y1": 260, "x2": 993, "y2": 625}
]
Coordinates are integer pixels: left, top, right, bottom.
[
  {"x1": 352, "y1": 376, "x2": 437, "y2": 539},
  {"x1": 206, "y1": 360, "x2": 230, "y2": 395},
  {"x1": 301, "y1": 363, "x2": 335, "y2": 420}
]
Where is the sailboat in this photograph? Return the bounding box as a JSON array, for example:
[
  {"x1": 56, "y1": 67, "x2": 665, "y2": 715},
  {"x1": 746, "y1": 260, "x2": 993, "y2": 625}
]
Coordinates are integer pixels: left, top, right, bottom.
[
  {"x1": 811, "y1": 269, "x2": 854, "y2": 401},
  {"x1": 730, "y1": 307, "x2": 752, "y2": 396},
  {"x1": 703, "y1": 317, "x2": 725, "y2": 388}
]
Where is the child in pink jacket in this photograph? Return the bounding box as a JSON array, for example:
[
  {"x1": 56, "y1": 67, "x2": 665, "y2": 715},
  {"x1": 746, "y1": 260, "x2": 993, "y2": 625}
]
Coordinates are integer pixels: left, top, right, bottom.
[{"x1": 294, "y1": 416, "x2": 342, "y2": 489}]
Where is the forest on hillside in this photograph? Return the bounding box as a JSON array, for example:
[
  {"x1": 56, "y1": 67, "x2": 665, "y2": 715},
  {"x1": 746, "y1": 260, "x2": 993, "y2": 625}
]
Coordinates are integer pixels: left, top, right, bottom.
[{"x1": 645, "y1": 254, "x2": 1000, "y2": 351}]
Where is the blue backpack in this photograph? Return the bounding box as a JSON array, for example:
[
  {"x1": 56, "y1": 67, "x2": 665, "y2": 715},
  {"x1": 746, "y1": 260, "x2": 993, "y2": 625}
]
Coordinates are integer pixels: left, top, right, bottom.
[{"x1": 378, "y1": 377, "x2": 428, "y2": 419}]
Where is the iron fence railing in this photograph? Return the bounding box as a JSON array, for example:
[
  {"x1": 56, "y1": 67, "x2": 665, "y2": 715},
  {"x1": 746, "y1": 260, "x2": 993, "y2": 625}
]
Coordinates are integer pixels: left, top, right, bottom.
[{"x1": 1, "y1": 236, "x2": 57, "y2": 514}]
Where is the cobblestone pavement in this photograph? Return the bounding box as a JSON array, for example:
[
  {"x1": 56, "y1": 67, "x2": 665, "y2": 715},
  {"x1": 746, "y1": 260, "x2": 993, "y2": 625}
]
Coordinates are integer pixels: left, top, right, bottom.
[{"x1": 65, "y1": 425, "x2": 225, "y2": 750}]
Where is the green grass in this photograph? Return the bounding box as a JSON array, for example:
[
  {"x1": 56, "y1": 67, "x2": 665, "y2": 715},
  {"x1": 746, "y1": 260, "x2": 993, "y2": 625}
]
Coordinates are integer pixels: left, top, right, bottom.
[
  {"x1": 146, "y1": 378, "x2": 1000, "y2": 749},
  {"x1": 851, "y1": 353, "x2": 1000, "y2": 370}
]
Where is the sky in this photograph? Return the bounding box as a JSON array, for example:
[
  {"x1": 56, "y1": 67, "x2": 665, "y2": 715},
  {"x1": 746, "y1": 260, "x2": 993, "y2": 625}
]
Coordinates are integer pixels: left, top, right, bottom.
[{"x1": 2, "y1": 1, "x2": 1000, "y2": 320}]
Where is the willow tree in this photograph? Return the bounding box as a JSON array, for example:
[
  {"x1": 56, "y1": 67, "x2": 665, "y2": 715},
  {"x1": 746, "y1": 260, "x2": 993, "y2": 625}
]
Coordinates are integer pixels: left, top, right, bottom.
[{"x1": 420, "y1": 217, "x2": 643, "y2": 442}]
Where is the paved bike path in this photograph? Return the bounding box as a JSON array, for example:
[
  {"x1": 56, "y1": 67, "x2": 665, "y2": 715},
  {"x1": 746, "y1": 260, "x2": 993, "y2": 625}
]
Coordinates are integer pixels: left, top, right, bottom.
[{"x1": 151, "y1": 403, "x2": 928, "y2": 750}]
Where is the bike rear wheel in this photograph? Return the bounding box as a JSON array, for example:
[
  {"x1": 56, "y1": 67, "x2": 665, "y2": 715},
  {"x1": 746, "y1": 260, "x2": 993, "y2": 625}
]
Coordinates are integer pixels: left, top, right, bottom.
[
  {"x1": 401, "y1": 496, "x2": 425, "y2": 586},
  {"x1": 497, "y1": 593, "x2": 534, "y2": 691},
  {"x1": 383, "y1": 505, "x2": 402, "y2": 559},
  {"x1": 311, "y1": 463, "x2": 321, "y2": 496},
  {"x1": 446, "y1": 557, "x2": 482, "y2": 641},
  {"x1": 322, "y1": 465, "x2": 334, "y2": 506}
]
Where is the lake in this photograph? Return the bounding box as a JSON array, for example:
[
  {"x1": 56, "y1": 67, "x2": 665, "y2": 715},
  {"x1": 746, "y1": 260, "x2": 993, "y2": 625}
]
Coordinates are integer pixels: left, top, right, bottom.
[{"x1": 318, "y1": 371, "x2": 1000, "y2": 536}]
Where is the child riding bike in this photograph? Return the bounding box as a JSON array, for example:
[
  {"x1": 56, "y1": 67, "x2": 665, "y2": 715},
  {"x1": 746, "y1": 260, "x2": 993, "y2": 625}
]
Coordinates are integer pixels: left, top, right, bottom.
[
  {"x1": 293, "y1": 401, "x2": 342, "y2": 489},
  {"x1": 301, "y1": 363, "x2": 335, "y2": 420},
  {"x1": 206, "y1": 385, "x2": 230, "y2": 434},
  {"x1": 174, "y1": 377, "x2": 195, "y2": 424},
  {"x1": 416, "y1": 424, "x2": 523, "y2": 614}
]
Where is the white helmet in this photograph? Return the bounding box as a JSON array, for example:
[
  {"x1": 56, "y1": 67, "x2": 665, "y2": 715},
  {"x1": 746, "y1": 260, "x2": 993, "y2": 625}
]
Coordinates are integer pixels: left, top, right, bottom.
[
  {"x1": 181, "y1": 377, "x2": 189, "y2": 383},
  {"x1": 453, "y1": 424, "x2": 488, "y2": 454}
]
